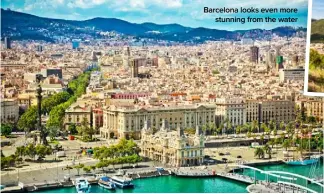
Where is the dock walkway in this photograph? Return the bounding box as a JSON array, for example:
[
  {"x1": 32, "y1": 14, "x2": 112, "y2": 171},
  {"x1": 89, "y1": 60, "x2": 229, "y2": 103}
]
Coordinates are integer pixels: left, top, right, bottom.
[{"x1": 216, "y1": 172, "x2": 254, "y2": 184}]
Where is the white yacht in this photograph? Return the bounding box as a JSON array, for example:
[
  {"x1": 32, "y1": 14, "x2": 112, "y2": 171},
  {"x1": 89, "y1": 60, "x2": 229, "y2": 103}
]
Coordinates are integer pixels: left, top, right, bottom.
[
  {"x1": 110, "y1": 175, "x2": 134, "y2": 189},
  {"x1": 75, "y1": 177, "x2": 91, "y2": 193}
]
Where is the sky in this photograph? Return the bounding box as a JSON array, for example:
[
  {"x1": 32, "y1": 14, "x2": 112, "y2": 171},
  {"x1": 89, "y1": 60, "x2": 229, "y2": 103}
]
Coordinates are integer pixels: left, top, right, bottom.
[
  {"x1": 1, "y1": 0, "x2": 309, "y2": 30},
  {"x1": 313, "y1": 0, "x2": 324, "y2": 19}
]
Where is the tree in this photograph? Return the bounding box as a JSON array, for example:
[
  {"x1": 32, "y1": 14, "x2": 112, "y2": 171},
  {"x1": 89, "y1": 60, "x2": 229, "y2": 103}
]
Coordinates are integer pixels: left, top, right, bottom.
[
  {"x1": 17, "y1": 106, "x2": 37, "y2": 132},
  {"x1": 282, "y1": 139, "x2": 290, "y2": 151},
  {"x1": 68, "y1": 124, "x2": 78, "y2": 135},
  {"x1": 236, "y1": 125, "x2": 241, "y2": 134},
  {"x1": 285, "y1": 122, "x2": 294, "y2": 136},
  {"x1": 15, "y1": 146, "x2": 26, "y2": 159},
  {"x1": 251, "y1": 120, "x2": 258, "y2": 133},
  {"x1": 263, "y1": 144, "x2": 272, "y2": 159},
  {"x1": 0, "y1": 124, "x2": 12, "y2": 137},
  {"x1": 77, "y1": 117, "x2": 95, "y2": 141},
  {"x1": 47, "y1": 126, "x2": 60, "y2": 141},
  {"x1": 254, "y1": 147, "x2": 265, "y2": 159},
  {"x1": 267, "y1": 139, "x2": 275, "y2": 149},
  {"x1": 35, "y1": 144, "x2": 52, "y2": 160},
  {"x1": 25, "y1": 143, "x2": 37, "y2": 160},
  {"x1": 306, "y1": 116, "x2": 316, "y2": 124},
  {"x1": 74, "y1": 163, "x2": 85, "y2": 176},
  {"x1": 279, "y1": 121, "x2": 285, "y2": 131},
  {"x1": 260, "y1": 123, "x2": 268, "y2": 134}
]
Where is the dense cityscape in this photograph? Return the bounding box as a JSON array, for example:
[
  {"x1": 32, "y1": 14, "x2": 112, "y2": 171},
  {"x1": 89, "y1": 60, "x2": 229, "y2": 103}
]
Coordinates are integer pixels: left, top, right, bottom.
[{"x1": 1, "y1": 5, "x2": 323, "y2": 194}]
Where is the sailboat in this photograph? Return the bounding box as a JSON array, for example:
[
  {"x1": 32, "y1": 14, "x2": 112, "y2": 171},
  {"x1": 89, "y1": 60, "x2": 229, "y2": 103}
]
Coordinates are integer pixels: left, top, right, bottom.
[{"x1": 284, "y1": 132, "x2": 320, "y2": 165}]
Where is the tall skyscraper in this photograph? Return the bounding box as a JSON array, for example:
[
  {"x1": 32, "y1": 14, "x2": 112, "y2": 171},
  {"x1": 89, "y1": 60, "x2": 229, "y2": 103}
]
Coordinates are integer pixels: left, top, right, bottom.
[
  {"x1": 4, "y1": 37, "x2": 11, "y2": 49},
  {"x1": 250, "y1": 46, "x2": 259, "y2": 63},
  {"x1": 276, "y1": 56, "x2": 284, "y2": 70},
  {"x1": 131, "y1": 59, "x2": 139, "y2": 78}
]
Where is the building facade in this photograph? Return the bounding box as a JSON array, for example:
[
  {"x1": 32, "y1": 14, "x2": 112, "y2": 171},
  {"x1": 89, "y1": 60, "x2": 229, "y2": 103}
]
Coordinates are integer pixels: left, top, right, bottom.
[
  {"x1": 215, "y1": 97, "x2": 246, "y2": 127},
  {"x1": 64, "y1": 103, "x2": 92, "y2": 129},
  {"x1": 1, "y1": 99, "x2": 19, "y2": 123},
  {"x1": 246, "y1": 99, "x2": 295, "y2": 124},
  {"x1": 279, "y1": 68, "x2": 304, "y2": 83},
  {"x1": 101, "y1": 104, "x2": 216, "y2": 139},
  {"x1": 140, "y1": 121, "x2": 205, "y2": 167}
]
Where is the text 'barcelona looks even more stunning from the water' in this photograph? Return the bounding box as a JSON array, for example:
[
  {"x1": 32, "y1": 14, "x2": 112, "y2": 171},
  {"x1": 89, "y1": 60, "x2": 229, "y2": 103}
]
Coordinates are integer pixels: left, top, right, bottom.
[{"x1": 0, "y1": 0, "x2": 323, "y2": 193}]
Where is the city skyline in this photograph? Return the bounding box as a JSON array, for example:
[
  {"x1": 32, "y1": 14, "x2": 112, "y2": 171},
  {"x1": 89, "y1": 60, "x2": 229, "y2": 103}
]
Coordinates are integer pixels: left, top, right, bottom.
[{"x1": 1, "y1": 0, "x2": 308, "y2": 30}]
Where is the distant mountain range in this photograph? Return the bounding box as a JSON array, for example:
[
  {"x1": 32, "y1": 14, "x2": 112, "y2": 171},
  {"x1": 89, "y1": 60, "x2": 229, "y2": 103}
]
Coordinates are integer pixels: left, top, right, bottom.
[
  {"x1": 1, "y1": 8, "x2": 306, "y2": 43},
  {"x1": 311, "y1": 19, "x2": 324, "y2": 43}
]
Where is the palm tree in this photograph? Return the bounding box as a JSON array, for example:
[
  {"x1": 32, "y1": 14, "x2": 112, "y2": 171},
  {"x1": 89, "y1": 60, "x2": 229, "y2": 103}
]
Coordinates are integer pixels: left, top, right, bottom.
[
  {"x1": 282, "y1": 139, "x2": 290, "y2": 151},
  {"x1": 267, "y1": 139, "x2": 275, "y2": 149},
  {"x1": 236, "y1": 125, "x2": 241, "y2": 135},
  {"x1": 279, "y1": 121, "x2": 285, "y2": 131},
  {"x1": 261, "y1": 123, "x2": 268, "y2": 134},
  {"x1": 254, "y1": 147, "x2": 265, "y2": 159},
  {"x1": 251, "y1": 120, "x2": 259, "y2": 133},
  {"x1": 202, "y1": 125, "x2": 207, "y2": 135},
  {"x1": 208, "y1": 123, "x2": 215, "y2": 135},
  {"x1": 263, "y1": 144, "x2": 272, "y2": 159}
]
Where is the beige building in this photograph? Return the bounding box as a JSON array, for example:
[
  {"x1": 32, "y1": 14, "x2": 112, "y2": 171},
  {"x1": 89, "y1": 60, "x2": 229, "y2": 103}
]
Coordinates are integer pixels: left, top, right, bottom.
[
  {"x1": 279, "y1": 68, "x2": 304, "y2": 83},
  {"x1": 101, "y1": 104, "x2": 216, "y2": 139},
  {"x1": 1, "y1": 99, "x2": 19, "y2": 123},
  {"x1": 298, "y1": 97, "x2": 323, "y2": 121},
  {"x1": 215, "y1": 97, "x2": 246, "y2": 126},
  {"x1": 246, "y1": 99, "x2": 295, "y2": 124},
  {"x1": 140, "y1": 121, "x2": 205, "y2": 167},
  {"x1": 64, "y1": 103, "x2": 92, "y2": 129}
]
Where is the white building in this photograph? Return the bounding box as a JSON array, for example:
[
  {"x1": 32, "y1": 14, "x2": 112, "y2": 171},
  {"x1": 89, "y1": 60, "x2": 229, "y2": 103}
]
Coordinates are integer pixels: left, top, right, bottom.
[
  {"x1": 279, "y1": 68, "x2": 304, "y2": 83},
  {"x1": 215, "y1": 97, "x2": 246, "y2": 127}
]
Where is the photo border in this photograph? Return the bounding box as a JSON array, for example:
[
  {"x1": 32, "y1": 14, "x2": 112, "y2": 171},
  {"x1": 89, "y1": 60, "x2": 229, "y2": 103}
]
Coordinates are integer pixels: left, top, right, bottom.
[{"x1": 303, "y1": 0, "x2": 324, "y2": 96}]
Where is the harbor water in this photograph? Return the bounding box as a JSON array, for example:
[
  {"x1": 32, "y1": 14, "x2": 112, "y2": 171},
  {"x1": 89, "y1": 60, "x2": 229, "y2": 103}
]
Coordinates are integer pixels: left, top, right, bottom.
[{"x1": 36, "y1": 162, "x2": 323, "y2": 193}]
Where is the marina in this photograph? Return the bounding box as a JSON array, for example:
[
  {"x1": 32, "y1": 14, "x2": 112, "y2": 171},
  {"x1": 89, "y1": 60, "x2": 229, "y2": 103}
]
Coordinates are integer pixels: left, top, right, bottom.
[{"x1": 1, "y1": 161, "x2": 322, "y2": 193}]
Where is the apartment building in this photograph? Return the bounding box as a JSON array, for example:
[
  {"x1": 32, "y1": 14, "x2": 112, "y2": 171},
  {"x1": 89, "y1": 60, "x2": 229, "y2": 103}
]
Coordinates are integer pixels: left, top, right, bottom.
[
  {"x1": 1, "y1": 99, "x2": 19, "y2": 123},
  {"x1": 100, "y1": 103, "x2": 216, "y2": 139},
  {"x1": 246, "y1": 99, "x2": 295, "y2": 124},
  {"x1": 279, "y1": 68, "x2": 305, "y2": 83},
  {"x1": 215, "y1": 97, "x2": 246, "y2": 127}
]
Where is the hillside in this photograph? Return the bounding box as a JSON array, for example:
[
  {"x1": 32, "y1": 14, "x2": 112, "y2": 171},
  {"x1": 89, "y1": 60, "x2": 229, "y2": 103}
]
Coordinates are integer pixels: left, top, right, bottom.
[
  {"x1": 1, "y1": 8, "x2": 307, "y2": 42},
  {"x1": 311, "y1": 19, "x2": 324, "y2": 43}
]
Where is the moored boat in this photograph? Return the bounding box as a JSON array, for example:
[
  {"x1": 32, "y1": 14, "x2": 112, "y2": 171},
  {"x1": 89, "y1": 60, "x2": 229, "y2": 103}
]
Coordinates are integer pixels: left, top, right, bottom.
[
  {"x1": 75, "y1": 177, "x2": 91, "y2": 193},
  {"x1": 284, "y1": 155, "x2": 320, "y2": 166},
  {"x1": 110, "y1": 175, "x2": 134, "y2": 189},
  {"x1": 98, "y1": 176, "x2": 116, "y2": 190}
]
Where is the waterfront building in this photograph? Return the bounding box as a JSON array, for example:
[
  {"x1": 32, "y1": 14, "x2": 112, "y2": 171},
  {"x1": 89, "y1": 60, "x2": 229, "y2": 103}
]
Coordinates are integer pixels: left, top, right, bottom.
[
  {"x1": 0, "y1": 99, "x2": 19, "y2": 123},
  {"x1": 100, "y1": 104, "x2": 216, "y2": 139},
  {"x1": 279, "y1": 68, "x2": 304, "y2": 83},
  {"x1": 215, "y1": 97, "x2": 246, "y2": 127},
  {"x1": 298, "y1": 96, "x2": 323, "y2": 122},
  {"x1": 246, "y1": 99, "x2": 295, "y2": 124},
  {"x1": 140, "y1": 121, "x2": 205, "y2": 167}
]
